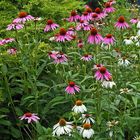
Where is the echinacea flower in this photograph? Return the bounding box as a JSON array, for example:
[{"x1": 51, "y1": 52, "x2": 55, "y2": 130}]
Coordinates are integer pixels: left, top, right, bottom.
[
  {"x1": 53, "y1": 118, "x2": 73, "y2": 136},
  {"x1": 103, "y1": 2, "x2": 115, "y2": 13},
  {"x1": 68, "y1": 10, "x2": 80, "y2": 22},
  {"x1": 67, "y1": 27, "x2": 76, "y2": 36},
  {"x1": 133, "y1": 135, "x2": 140, "y2": 140},
  {"x1": 54, "y1": 52, "x2": 68, "y2": 64},
  {"x1": 120, "y1": 88, "x2": 132, "y2": 94},
  {"x1": 91, "y1": 13, "x2": 99, "y2": 21},
  {"x1": 81, "y1": 54, "x2": 92, "y2": 61},
  {"x1": 1, "y1": 38, "x2": 15, "y2": 45},
  {"x1": 118, "y1": 57, "x2": 130, "y2": 66},
  {"x1": 112, "y1": 48, "x2": 121, "y2": 58},
  {"x1": 7, "y1": 48, "x2": 17, "y2": 55},
  {"x1": 88, "y1": 27, "x2": 103, "y2": 44},
  {"x1": 76, "y1": 20, "x2": 92, "y2": 31},
  {"x1": 81, "y1": 11, "x2": 92, "y2": 21},
  {"x1": 108, "y1": 0, "x2": 116, "y2": 5},
  {"x1": 124, "y1": 38, "x2": 133, "y2": 45},
  {"x1": 101, "y1": 77, "x2": 116, "y2": 89},
  {"x1": 85, "y1": 7, "x2": 93, "y2": 17},
  {"x1": 55, "y1": 28, "x2": 73, "y2": 42},
  {"x1": 103, "y1": 34, "x2": 115, "y2": 45},
  {"x1": 93, "y1": 64, "x2": 103, "y2": 70},
  {"x1": 48, "y1": 51, "x2": 59, "y2": 59},
  {"x1": 130, "y1": 18, "x2": 139, "y2": 24},
  {"x1": 115, "y1": 16, "x2": 129, "y2": 29},
  {"x1": 13, "y1": 11, "x2": 34, "y2": 23},
  {"x1": 44, "y1": 19, "x2": 59, "y2": 32},
  {"x1": 6, "y1": 22, "x2": 24, "y2": 30},
  {"x1": 33, "y1": 17, "x2": 42, "y2": 22},
  {"x1": 65, "y1": 81, "x2": 80, "y2": 94},
  {"x1": 72, "y1": 100, "x2": 87, "y2": 113},
  {"x1": 78, "y1": 123, "x2": 94, "y2": 139},
  {"x1": 107, "y1": 120, "x2": 119, "y2": 128},
  {"x1": 137, "y1": 21, "x2": 140, "y2": 28},
  {"x1": 95, "y1": 7, "x2": 107, "y2": 19},
  {"x1": 19, "y1": 112, "x2": 40, "y2": 123},
  {"x1": 94, "y1": 66, "x2": 111, "y2": 81},
  {"x1": 81, "y1": 114, "x2": 95, "y2": 124}
]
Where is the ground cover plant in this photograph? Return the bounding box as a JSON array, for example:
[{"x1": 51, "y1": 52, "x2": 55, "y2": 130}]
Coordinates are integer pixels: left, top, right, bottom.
[{"x1": 0, "y1": 0, "x2": 140, "y2": 139}]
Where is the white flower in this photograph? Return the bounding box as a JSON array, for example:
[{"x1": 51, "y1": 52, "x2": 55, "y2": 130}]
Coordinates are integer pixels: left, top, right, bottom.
[
  {"x1": 53, "y1": 119, "x2": 73, "y2": 136},
  {"x1": 130, "y1": 36, "x2": 139, "y2": 41},
  {"x1": 137, "y1": 30, "x2": 140, "y2": 36},
  {"x1": 49, "y1": 37, "x2": 56, "y2": 41},
  {"x1": 137, "y1": 21, "x2": 140, "y2": 28},
  {"x1": 133, "y1": 135, "x2": 140, "y2": 140},
  {"x1": 101, "y1": 43, "x2": 111, "y2": 50},
  {"x1": 120, "y1": 88, "x2": 132, "y2": 94},
  {"x1": 136, "y1": 41, "x2": 140, "y2": 46},
  {"x1": 102, "y1": 80, "x2": 116, "y2": 89},
  {"x1": 72, "y1": 100, "x2": 87, "y2": 113},
  {"x1": 124, "y1": 39, "x2": 133, "y2": 45},
  {"x1": 118, "y1": 58, "x2": 130, "y2": 66},
  {"x1": 78, "y1": 123, "x2": 94, "y2": 139},
  {"x1": 109, "y1": 131, "x2": 113, "y2": 137},
  {"x1": 81, "y1": 114, "x2": 95, "y2": 124},
  {"x1": 107, "y1": 120, "x2": 119, "y2": 128}
]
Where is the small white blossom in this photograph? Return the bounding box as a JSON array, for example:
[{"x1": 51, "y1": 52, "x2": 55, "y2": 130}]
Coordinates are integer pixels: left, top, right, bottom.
[
  {"x1": 137, "y1": 21, "x2": 140, "y2": 28},
  {"x1": 102, "y1": 80, "x2": 116, "y2": 89},
  {"x1": 124, "y1": 39, "x2": 133, "y2": 45},
  {"x1": 118, "y1": 58, "x2": 130, "y2": 66}
]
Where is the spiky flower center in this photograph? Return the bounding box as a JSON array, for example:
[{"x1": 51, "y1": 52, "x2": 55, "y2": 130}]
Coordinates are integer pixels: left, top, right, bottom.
[
  {"x1": 56, "y1": 54, "x2": 62, "y2": 59},
  {"x1": 59, "y1": 119, "x2": 66, "y2": 126},
  {"x1": 86, "y1": 8, "x2": 92, "y2": 13},
  {"x1": 83, "y1": 123, "x2": 91, "y2": 129},
  {"x1": 122, "y1": 56, "x2": 126, "y2": 60},
  {"x1": 106, "y1": 34, "x2": 112, "y2": 38},
  {"x1": 84, "y1": 54, "x2": 89, "y2": 57},
  {"x1": 80, "y1": 20, "x2": 84, "y2": 23},
  {"x1": 95, "y1": 8, "x2": 101, "y2": 14},
  {"x1": 25, "y1": 112, "x2": 32, "y2": 117},
  {"x1": 59, "y1": 28, "x2": 67, "y2": 35},
  {"x1": 83, "y1": 11, "x2": 88, "y2": 16},
  {"x1": 69, "y1": 81, "x2": 75, "y2": 87},
  {"x1": 76, "y1": 100, "x2": 83, "y2": 106},
  {"x1": 96, "y1": 64, "x2": 101, "y2": 67},
  {"x1": 92, "y1": 13, "x2": 98, "y2": 18},
  {"x1": 118, "y1": 16, "x2": 125, "y2": 23},
  {"x1": 5, "y1": 38, "x2": 10, "y2": 40},
  {"x1": 90, "y1": 28, "x2": 97, "y2": 35},
  {"x1": 71, "y1": 10, "x2": 77, "y2": 16},
  {"x1": 47, "y1": 19, "x2": 53, "y2": 25},
  {"x1": 85, "y1": 114, "x2": 91, "y2": 118},
  {"x1": 99, "y1": 67, "x2": 106, "y2": 74},
  {"x1": 18, "y1": 12, "x2": 28, "y2": 18},
  {"x1": 105, "y1": 2, "x2": 111, "y2": 8}
]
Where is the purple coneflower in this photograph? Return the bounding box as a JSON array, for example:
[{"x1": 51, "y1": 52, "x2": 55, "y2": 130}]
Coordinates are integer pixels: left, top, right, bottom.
[
  {"x1": 93, "y1": 64, "x2": 103, "y2": 70},
  {"x1": 65, "y1": 81, "x2": 80, "y2": 94},
  {"x1": 76, "y1": 20, "x2": 92, "y2": 31},
  {"x1": 54, "y1": 52, "x2": 68, "y2": 64},
  {"x1": 95, "y1": 66, "x2": 111, "y2": 81},
  {"x1": 68, "y1": 10, "x2": 80, "y2": 22},
  {"x1": 67, "y1": 27, "x2": 76, "y2": 36},
  {"x1": 13, "y1": 11, "x2": 34, "y2": 23},
  {"x1": 7, "y1": 48, "x2": 17, "y2": 55},
  {"x1": 115, "y1": 16, "x2": 129, "y2": 29},
  {"x1": 81, "y1": 11, "x2": 92, "y2": 21},
  {"x1": 6, "y1": 22, "x2": 24, "y2": 30},
  {"x1": 81, "y1": 54, "x2": 92, "y2": 61},
  {"x1": 85, "y1": 8, "x2": 93, "y2": 17},
  {"x1": 103, "y1": 2, "x2": 115, "y2": 13},
  {"x1": 88, "y1": 28, "x2": 103, "y2": 44},
  {"x1": 1, "y1": 38, "x2": 15, "y2": 45},
  {"x1": 95, "y1": 8, "x2": 107, "y2": 19},
  {"x1": 130, "y1": 18, "x2": 139, "y2": 24},
  {"x1": 48, "y1": 51, "x2": 59, "y2": 59},
  {"x1": 55, "y1": 28, "x2": 73, "y2": 42},
  {"x1": 91, "y1": 13, "x2": 99, "y2": 21},
  {"x1": 103, "y1": 34, "x2": 115, "y2": 45},
  {"x1": 44, "y1": 19, "x2": 59, "y2": 32},
  {"x1": 108, "y1": 0, "x2": 116, "y2": 5},
  {"x1": 19, "y1": 112, "x2": 40, "y2": 123}
]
